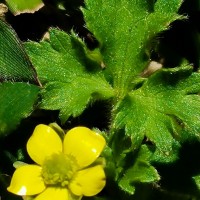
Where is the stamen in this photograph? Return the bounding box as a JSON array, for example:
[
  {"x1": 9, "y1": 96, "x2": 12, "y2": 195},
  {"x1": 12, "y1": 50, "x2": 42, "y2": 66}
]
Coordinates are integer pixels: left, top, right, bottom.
[{"x1": 41, "y1": 153, "x2": 78, "y2": 187}]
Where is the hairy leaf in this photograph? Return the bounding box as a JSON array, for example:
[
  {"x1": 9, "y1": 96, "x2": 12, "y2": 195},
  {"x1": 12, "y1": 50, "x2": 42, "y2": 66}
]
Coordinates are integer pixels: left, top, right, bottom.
[
  {"x1": 118, "y1": 145, "x2": 160, "y2": 195},
  {"x1": 114, "y1": 67, "x2": 200, "y2": 162},
  {"x1": 25, "y1": 29, "x2": 114, "y2": 122},
  {"x1": 83, "y1": 0, "x2": 183, "y2": 97}
]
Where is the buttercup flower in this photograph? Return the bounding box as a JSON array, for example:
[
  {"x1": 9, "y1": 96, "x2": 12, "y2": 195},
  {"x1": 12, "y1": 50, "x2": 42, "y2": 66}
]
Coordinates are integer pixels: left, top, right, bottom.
[{"x1": 7, "y1": 124, "x2": 106, "y2": 200}]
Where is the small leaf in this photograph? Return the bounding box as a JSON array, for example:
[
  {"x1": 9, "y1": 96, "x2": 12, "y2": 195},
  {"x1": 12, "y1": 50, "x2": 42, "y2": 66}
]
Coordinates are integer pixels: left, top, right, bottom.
[
  {"x1": 5, "y1": 0, "x2": 44, "y2": 15},
  {"x1": 0, "y1": 82, "x2": 39, "y2": 136},
  {"x1": 13, "y1": 161, "x2": 27, "y2": 169},
  {"x1": 0, "y1": 19, "x2": 40, "y2": 85},
  {"x1": 118, "y1": 145, "x2": 160, "y2": 195}
]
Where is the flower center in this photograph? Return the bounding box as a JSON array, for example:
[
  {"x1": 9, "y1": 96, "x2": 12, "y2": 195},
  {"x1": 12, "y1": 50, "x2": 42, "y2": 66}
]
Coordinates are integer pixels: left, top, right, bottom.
[{"x1": 41, "y1": 153, "x2": 78, "y2": 187}]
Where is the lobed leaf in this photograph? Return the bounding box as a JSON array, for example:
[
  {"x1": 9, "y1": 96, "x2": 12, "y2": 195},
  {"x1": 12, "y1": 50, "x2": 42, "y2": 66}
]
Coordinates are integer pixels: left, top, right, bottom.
[
  {"x1": 83, "y1": 0, "x2": 183, "y2": 97},
  {"x1": 114, "y1": 67, "x2": 200, "y2": 163},
  {"x1": 118, "y1": 145, "x2": 160, "y2": 195},
  {"x1": 25, "y1": 29, "x2": 114, "y2": 122}
]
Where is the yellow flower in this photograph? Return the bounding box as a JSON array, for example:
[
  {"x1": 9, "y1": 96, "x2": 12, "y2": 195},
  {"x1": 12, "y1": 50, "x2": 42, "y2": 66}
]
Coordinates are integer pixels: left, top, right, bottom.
[{"x1": 7, "y1": 124, "x2": 106, "y2": 200}]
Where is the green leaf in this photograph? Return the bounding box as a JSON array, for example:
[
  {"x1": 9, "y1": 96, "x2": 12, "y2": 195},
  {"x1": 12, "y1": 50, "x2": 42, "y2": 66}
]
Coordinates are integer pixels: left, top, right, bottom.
[
  {"x1": 118, "y1": 145, "x2": 160, "y2": 195},
  {"x1": 83, "y1": 0, "x2": 183, "y2": 97},
  {"x1": 114, "y1": 67, "x2": 200, "y2": 163},
  {"x1": 25, "y1": 29, "x2": 114, "y2": 122},
  {"x1": 5, "y1": 0, "x2": 44, "y2": 15},
  {"x1": 0, "y1": 82, "x2": 39, "y2": 136},
  {"x1": 154, "y1": 0, "x2": 183, "y2": 13},
  {"x1": 0, "y1": 19, "x2": 40, "y2": 85},
  {"x1": 193, "y1": 175, "x2": 200, "y2": 190}
]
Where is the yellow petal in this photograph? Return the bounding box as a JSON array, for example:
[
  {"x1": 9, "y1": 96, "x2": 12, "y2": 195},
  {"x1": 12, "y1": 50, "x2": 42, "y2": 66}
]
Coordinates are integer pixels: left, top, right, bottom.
[
  {"x1": 7, "y1": 165, "x2": 45, "y2": 196},
  {"x1": 27, "y1": 124, "x2": 63, "y2": 165},
  {"x1": 63, "y1": 127, "x2": 106, "y2": 168},
  {"x1": 35, "y1": 187, "x2": 71, "y2": 200},
  {"x1": 69, "y1": 165, "x2": 106, "y2": 197}
]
